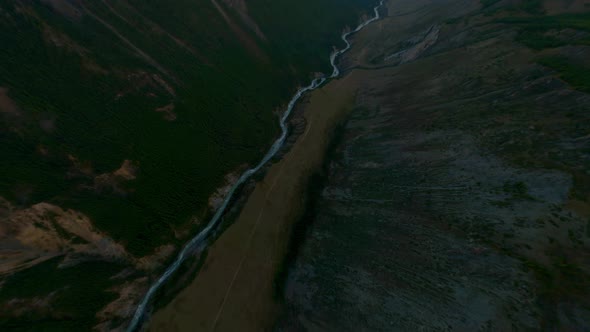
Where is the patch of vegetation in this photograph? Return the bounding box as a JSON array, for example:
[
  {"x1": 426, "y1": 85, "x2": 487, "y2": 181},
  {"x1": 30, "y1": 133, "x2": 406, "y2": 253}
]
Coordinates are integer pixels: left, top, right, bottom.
[
  {"x1": 491, "y1": 199, "x2": 512, "y2": 207},
  {"x1": 499, "y1": 12, "x2": 590, "y2": 31},
  {"x1": 493, "y1": 7, "x2": 590, "y2": 93},
  {"x1": 522, "y1": 256, "x2": 590, "y2": 329},
  {"x1": 444, "y1": 16, "x2": 463, "y2": 25},
  {"x1": 0, "y1": 257, "x2": 127, "y2": 331},
  {"x1": 499, "y1": 11, "x2": 590, "y2": 50},
  {"x1": 49, "y1": 220, "x2": 72, "y2": 241},
  {"x1": 518, "y1": 0, "x2": 544, "y2": 14},
  {"x1": 503, "y1": 180, "x2": 529, "y2": 197},
  {"x1": 538, "y1": 56, "x2": 590, "y2": 93},
  {"x1": 515, "y1": 30, "x2": 566, "y2": 49},
  {"x1": 480, "y1": 0, "x2": 501, "y2": 9}
]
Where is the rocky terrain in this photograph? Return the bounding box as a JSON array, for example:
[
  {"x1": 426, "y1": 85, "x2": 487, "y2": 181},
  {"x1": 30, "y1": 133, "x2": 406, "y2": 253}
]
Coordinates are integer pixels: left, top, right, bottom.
[{"x1": 278, "y1": 0, "x2": 590, "y2": 330}]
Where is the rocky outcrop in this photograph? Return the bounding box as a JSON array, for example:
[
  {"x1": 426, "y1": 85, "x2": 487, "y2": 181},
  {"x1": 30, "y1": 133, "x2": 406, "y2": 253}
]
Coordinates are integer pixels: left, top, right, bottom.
[{"x1": 0, "y1": 198, "x2": 129, "y2": 276}]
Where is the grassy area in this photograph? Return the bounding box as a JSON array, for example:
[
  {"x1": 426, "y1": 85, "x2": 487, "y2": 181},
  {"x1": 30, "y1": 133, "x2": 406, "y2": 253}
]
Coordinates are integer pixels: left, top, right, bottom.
[
  {"x1": 515, "y1": 29, "x2": 566, "y2": 49},
  {"x1": 493, "y1": 7, "x2": 590, "y2": 93},
  {"x1": 518, "y1": 0, "x2": 544, "y2": 14},
  {"x1": 522, "y1": 255, "x2": 590, "y2": 328},
  {"x1": 538, "y1": 56, "x2": 590, "y2": 93},
  {"x1": 499, "y1": 11, "x2": 590, "y2": 49},
  {"x1": 480, "y1": 0, "x2": 501, "y2": 9},
  {"x1": 0, "y1": 258, "x2": 127, "y2": 331},
  {"x1": 500, "y1": 12, "x2": 590, "y2": 31}
]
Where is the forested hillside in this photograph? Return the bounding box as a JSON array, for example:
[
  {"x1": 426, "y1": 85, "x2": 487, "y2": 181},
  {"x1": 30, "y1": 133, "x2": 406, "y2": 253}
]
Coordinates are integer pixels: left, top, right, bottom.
[{"x1": 0, "y1": 0, "x2": 377, "y2": 330}]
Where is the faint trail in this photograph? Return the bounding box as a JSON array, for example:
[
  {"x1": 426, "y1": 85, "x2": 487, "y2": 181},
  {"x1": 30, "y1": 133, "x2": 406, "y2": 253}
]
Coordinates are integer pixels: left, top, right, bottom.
[
  {"x1": 209, "y1": 161, "x2": 287, "y2": 331},
  {"x1": 126, "y1": 1, "x2": 384, "y2": 331},
  {"x1": 300, "y1": 119, "x2": 314, "y2": 142}
]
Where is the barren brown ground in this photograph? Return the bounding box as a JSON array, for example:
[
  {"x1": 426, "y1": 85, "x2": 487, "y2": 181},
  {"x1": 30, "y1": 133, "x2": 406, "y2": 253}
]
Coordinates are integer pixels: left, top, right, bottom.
[{"x1": 149, "y1": 70, "x2": 373, "y2": 332}]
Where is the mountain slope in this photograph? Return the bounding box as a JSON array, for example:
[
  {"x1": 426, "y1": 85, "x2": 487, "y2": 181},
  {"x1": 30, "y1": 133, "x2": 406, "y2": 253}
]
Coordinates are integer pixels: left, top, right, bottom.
[
  {"x1": 0, "y1": 0, "x2": 379, "y2": 330},
  {"x1": 279, "y1": 0, "x2": 590, "y2": 330}
]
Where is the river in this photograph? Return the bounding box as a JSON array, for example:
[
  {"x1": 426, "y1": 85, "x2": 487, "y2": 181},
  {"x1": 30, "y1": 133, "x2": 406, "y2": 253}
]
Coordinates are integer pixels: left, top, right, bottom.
[{"x1": 127, "y1": 1, "x2": 384, "y2": 330}]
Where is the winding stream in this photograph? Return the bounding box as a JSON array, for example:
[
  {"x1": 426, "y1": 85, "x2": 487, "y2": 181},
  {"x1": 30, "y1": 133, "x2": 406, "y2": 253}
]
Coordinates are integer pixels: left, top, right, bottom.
[{"x1": 127, "y1": 1, "x2": 384, "y2": 330}]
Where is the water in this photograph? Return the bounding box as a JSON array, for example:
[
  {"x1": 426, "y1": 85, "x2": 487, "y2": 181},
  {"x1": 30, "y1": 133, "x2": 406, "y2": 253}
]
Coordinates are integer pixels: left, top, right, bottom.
[{"x1": 127, "y1": 1, "x2": 384, "y2": 330}]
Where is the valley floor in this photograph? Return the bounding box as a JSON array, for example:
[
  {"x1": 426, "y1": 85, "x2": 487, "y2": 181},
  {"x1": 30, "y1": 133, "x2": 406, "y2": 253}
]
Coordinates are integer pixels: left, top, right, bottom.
[{"x1": 151, "y1": 0, "x2": 590, "y2": 330}]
